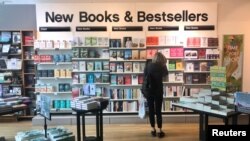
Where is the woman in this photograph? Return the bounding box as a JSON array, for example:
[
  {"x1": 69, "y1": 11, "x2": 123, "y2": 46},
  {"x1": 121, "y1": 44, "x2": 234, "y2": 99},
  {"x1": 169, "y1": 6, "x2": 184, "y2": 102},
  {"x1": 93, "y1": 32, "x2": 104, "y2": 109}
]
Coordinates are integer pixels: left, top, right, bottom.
[{"x1": 143, "y1": 52, "x2": 168, "y2": 138}]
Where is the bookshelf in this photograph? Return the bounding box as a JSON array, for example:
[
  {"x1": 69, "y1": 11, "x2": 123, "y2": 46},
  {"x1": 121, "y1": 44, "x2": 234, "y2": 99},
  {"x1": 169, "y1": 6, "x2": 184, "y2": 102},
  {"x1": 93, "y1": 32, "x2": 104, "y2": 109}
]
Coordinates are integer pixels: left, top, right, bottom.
[
  {"x1": 183, "y1": 37, "x2": 220, "y2": 96},
  {"x1": 107, "y1": 28, "x2": 146, "y2": 113},
  {"x1": 34, "y1": 39, "x2": 73, "y2": 114}
]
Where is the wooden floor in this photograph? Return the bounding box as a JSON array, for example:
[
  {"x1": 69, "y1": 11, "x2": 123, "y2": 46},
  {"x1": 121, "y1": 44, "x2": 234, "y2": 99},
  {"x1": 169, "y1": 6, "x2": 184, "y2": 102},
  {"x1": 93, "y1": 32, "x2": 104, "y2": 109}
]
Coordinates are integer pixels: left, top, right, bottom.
[{"x1": 0, "y1": 121, "x2": 200, "y2": 141}]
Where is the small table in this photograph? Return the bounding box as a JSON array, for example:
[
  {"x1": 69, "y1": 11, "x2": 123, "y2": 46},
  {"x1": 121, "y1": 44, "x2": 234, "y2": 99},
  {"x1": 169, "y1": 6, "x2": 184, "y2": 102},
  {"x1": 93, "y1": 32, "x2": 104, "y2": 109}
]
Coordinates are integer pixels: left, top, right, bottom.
[{"x1": 172, "y1": 102, "x2": 239, "y2": 141}]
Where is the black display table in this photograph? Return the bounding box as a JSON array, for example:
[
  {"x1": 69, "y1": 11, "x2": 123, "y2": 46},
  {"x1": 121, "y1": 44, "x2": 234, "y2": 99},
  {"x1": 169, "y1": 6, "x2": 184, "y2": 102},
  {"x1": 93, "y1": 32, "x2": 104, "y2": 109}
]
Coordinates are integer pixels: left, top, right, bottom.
[
  {"x1": 72, "y1": 99, "x2": 108, "y2": 141},
  {"x1": 172, "y1": 102, "x2": 239, "y2": 141}
]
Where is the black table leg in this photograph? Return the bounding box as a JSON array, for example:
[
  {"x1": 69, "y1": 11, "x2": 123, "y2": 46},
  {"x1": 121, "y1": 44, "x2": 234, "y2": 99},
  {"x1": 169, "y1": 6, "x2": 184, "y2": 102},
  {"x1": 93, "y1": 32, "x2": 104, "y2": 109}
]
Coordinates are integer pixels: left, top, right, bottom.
[
  {"x1": 204, "y1": 114, "x2": 208, "y2": 141},
  {"x1": 224, "y1": 118, "x2": 228, "y2": 125},
  {"x1": 100, "y1": 109, "x2": 103, "y2": 141},
  {"x1": 77, "y1": 113, "x2": 81, "y2": 141},
  {"x1": 232, "y1": 115, "x2": 238, "y2": 125},
  {"x1": 199, "y1": 113, "x2": 204, "y2": 141},
  {"x1": 82, "y1": 114, "x2": 86, "y2": 139},
  {"x1": 96, "y1": 110, "x2": 100, "y2": 141}
]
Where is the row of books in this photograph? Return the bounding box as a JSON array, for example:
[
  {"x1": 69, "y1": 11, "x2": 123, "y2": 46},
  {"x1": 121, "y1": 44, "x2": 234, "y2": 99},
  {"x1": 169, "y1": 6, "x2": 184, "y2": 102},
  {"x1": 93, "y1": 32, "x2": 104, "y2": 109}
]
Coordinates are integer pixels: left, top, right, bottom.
[
  {"x1": 72, "y1": 61, "x2": 109, "y2": 71},
  {"x1": 73, "y1": 36, "x2": 109, "y2": 47},
  {"x1": 72, "y1": 73, "x2": 109, "y2": 84},
  {"x1": 109, "y1": 88, "x2": 141, "y2": 100},
  {"x1": 187, "y1": 37, "x2": 218, "y2": 47},
  {"x1": 185, "y1": 74, "x2": 210, "y2": 84},
  {"x1": 108, "y1": 101, "x2": 138, "y2": 112},
  {"x1": 184, "y1": 49, "x2": 220, "y2": 59},
  {"x1": 110, "y1": 49, "x2": 146, "y2": 60},
  {"x1": 163, "y1": 86, "x2": 183, "y2": 97},
  {"x1": 167, "y1": 60, "x2": 183, "y2": 70},
  {"x1": 110, "y1": 62, "x2": 145, "y2": 73},
  {"x1": 110, "y1": 37, "x2": 145, "y2": 48},
  {"x1": 110, "y1": 74, "x2": 143, "y2": 85},
  {"x1": 34, "y1": 54, "x2": 72, "y2": 63},
  {"x1": 146, "y1": 36, "x2": 180, "y2": 46},
  {"x1": 167, "y1": 72, "x2": 184, "y2": 82},
  {"x1": 147, "y1": 48, "x2": 183, "y2": 59},
  {"x1": 34, "y1": 40, "x2": 72, "y2": 49},
  {"x1": 185, "y1": 61, "x2": 216, "y2": 72},
  {"x1": 71, "y1": 86, "x2": 110, "y2": 98},
  {"x1": 72, "y1": 48, "x2": 109, "y2": 58}
]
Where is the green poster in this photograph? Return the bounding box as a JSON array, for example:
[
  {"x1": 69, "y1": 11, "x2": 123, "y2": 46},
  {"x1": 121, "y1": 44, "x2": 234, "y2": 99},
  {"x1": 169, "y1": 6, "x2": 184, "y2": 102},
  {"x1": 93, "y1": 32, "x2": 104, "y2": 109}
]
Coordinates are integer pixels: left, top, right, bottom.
[{"x1": 222, "y1": 35, "x2": 243, "y2": 91}]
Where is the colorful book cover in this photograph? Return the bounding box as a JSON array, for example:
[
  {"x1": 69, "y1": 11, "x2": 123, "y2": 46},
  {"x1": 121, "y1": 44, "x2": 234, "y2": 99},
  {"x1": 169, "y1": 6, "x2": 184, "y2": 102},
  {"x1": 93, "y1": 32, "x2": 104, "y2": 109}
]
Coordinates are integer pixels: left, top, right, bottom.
[
  {"x1": 94, "y1": 61, "x2": 102, "y2": 71},
  {"x1": 102, "y1": 61, "x2": 109, "y2": 70},
  {"x1": 132, "y1": 50, "x2": 139, "y2": 60},
  {"x1": 110, "y1": 62, "x2": 116, "y2": 72},
  {"x1": 124, "y1": 62, "x2": 133, "y2": 73},
  {"x1": 78, "y1": 61, "x2": 86, "y2": 71},
  {"x1": 133, "y1": 62, "x2": 140, "y2": 72},
  {"x1": 139, "y1": 50, "x2": 146, "y2": 59},
  {"x1": 86, "y1": 61, "x2": 94, "y2": 71},
  {"x1": 117, "y1": 75, "x2": 124, "y2": 85},
  {"x1": 146, "y1": 36, "x2": 159, "y2": 45},
  {"x1": 94, "y1": 73, "x2": 102, "y2": 83}
]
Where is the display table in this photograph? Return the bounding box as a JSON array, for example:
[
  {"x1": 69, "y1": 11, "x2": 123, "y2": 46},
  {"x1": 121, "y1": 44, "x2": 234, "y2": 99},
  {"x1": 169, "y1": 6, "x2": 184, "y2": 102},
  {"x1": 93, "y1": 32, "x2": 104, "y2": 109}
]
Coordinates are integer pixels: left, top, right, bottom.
[
  {"x1": 71, "y1": 99, "x2": 108, "y2": 141},
  {"x1": 172, "y1": 102, "x2": 239, "y2": 141}
]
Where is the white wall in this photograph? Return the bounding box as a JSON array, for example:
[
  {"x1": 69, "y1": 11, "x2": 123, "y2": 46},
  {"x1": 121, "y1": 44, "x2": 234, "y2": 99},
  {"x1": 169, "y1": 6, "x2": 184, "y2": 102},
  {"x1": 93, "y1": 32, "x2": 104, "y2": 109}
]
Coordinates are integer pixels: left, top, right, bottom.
[{"x1": 2, "y1": 0, "x2": 250, "y2": 91}]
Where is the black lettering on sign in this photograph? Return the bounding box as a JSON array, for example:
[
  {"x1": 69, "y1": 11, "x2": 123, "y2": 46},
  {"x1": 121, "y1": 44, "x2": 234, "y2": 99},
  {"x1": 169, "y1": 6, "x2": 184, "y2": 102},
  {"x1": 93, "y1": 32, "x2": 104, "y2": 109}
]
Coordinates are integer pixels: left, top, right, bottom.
[{"x1": 45, "y1": 12, "x2": 74, "y2": 23}]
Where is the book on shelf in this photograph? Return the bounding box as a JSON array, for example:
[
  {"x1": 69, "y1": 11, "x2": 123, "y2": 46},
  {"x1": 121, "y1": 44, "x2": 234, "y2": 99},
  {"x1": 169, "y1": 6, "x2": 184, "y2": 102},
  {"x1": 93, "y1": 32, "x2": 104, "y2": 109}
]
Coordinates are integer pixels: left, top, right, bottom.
[
  {"x1": 102, "y1": 61, "x2": 109, "y2": 70},
  {"x1": 116, "y1": 62, "x2": 124, "y2": 72},
  {"x1": 85, "y1": 37, "x2": 92, "y2": 46},
  {"x1": 86, "y1": 62, "x2": 94, "y2": 71},
  {"x1": 72, "y1": 48, "x2": 79, "y2": 58},
  {"x1": 193, "y1": 62, "x2": 200, "y2": 71},
  {"x1": 131, "y1": 75, "x2": 138, "y2": 85},
  {"x1": 133, "y1": 62, "x2": 140, "y2": 72},
  {"x1": 96, "y1": 87, "x2": 102, "y2": 96},
  {"x1": 185, "y1": 74, "x2": 192, "y2": 84},
  {"x1": 97, "y1": 37, "x2": 109, "y2": 46},
  {"x1": 72, "y1": 87, "x2": 80, "y2": 98},
  {"x1": 110, "y1": 62, "x2": 116, "y2": 72},
  {"x1": 87, "y1": 73, "x2": 94, "y2": 83},
  {"x1": 102, "y1": 49, "x2": 109, "y2": 58},
  {"x1": 116, "y1": 50, "x2": 124, "y2": 60},
  {"x1": 187, "y1": 37, "x2": 201, "y2": 47},
  {"x1": 79, "y1": 74, "x2": 86, "y2": 83},
  {"x1": 94, "y1": 73, "x2": 102, "y2": 83},
  {"x1": 79, "y1": 48, "x2": 88, "y2": 58},
  {"x1": 175, "y1": 72, "x2": 183, "y2": 82},
  {"x1": 184, "y1": 50, "x2": 198, "y2": 59},
  {"x1": 168, "y1": 72, "x2": 175, "y2": 82},
  {"x1": 175, "y1": 60, "x2": 183, "y2": 70},
  {"x1": 200, "y1": 62, "x2": 208, "y2": 71},
  {"x1": 94, "y1": 61, "x2": 102, "y2": 71},
  {"x1": 12, "y1": 32, "x2": 21, "y2": 44},
  {"x1": 72, "y1": 61, "x2": 79, "y2": 71},
  {"x1": 168, "y1": 60, "x2": 176, "y2": 70},
  {"x1": 102, "y1": 73, "x2": 109, "y2": 83},
  {"x1": 139, "y1": 38, "x2": 145, "y2": 48},
  {"x1": 197, "y1": 49, "x2": 206, "y2": 59},
  {"x1": 146, "y1": 36, "x2": 158, "y2": 45},
  {"x1": 91, "y1": 37, "x2": 98, "y2": 46},
  {"x1": 139, "y1": 50, "x2": 146, "y2": 59},
  {"x1": 79, "y1": 61, "x2": 86, "y2": 71},
  {"x1": 117, "y1": 75, "x2": 124, "y2": 85},
  {"x1": 124, "y1": 62, "x2": 133, "y2": 73},
  {"x1": 139, "y1": 62, "x2": 146, "y2": 72},
  {"x1": 200, "y1": 37, "x2": 208, "y2": 47},
  {"x1": 110, "y1": 50, "x2": 117, "y2": 60},
  {"x1": 208, "y1": 38, "x2": 218, "y2": 46},
  {"x1": 170, "y1": 48, "x2": 183, "y2": 58},
  {"x1": 124, "y1": 75, "x2": 131, "y2": 85},
  {"x1": 124, "y1": 49, "x2": 132, "y2": 60},
  {"x1": 72, "y1": 74, "x2": 79, "y2": 83},
  {"x1": 185, "y1": 62, "x2": 194, "y2": 71},
  {"x1": 158, "y1": 36, "x2": 166, "y2": 45},
  {"x1": 110, "y1": 39, "x2": 121, "y2": 48},
  {"x1": 110, "y1": 75, "x2": 117, "y2": 85},
  {"x1": 123, "y1": 37, "x2": 132, "y2": 48},
  {"x1": 166, "y1": 36, "x2": 177, "y2": 45},
  {"x1": 132, "y1": 38, "x2": 140, "y2": 47},
  {"x1": 138, "y1": 75, "x2": 144, "y2": 84},
  {"x1": 132, "y1": 50, "x2": 139, "y2": 60}
]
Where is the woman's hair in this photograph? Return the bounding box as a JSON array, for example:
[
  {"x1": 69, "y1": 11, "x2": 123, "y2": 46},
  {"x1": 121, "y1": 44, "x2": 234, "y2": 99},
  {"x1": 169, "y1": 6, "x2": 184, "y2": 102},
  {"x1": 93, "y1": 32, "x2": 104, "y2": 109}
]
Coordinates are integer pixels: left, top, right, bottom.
[{"x1": 152, "y1": 52, "x2": 167, "y2": 65}]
